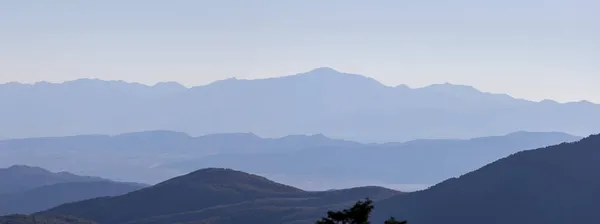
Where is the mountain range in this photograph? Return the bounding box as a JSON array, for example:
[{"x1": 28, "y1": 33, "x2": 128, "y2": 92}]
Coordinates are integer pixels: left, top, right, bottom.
[
  {"x1": 20, "y1": 133, "x2": 600, "y2": 224},
  {"x1": 0, "y1": 131, "x2": 579, "y2": 189},
  {"x1": 0, "y1": 166, "x2": 146, "y2": 215},
  {"x1": 163, "y1": 131, "x2": 580, "y2": 187},
  {"x1": 2, "y1": 67, "x2": 599, "y2": 142}
]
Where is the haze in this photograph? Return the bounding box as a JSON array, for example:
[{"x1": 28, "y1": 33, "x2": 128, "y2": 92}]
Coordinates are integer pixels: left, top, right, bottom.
[
  {"x1": 1, "y1": 0, "x2": 599, "y2": 103},
  {"x1": 2, "y1": 1, "x2": 600, "y2": 223}
]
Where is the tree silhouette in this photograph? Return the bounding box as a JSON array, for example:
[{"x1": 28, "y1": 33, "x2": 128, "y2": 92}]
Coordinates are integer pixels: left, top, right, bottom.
[{"x1": 316, "y1": 198, "x2": 406, "y2": 224}]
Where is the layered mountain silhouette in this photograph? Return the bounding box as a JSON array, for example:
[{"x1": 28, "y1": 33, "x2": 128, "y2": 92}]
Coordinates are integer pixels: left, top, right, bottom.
[
  {"x1": 0, "y1": 131, "x2": 578, "y2": 188},
  {"x1": 0, "y1": 166, "x2": 146, "y2": 215},
  {"x1": 25, "y1": 133, "x2": 600, "y2": 224},
  {"x1": 0, "y1": 131, "x2": 358, "y2": 154},
  {"x1": 2, "y1": 68, "x2": 599, "y2": 142},
  {"x1": 370, "y1": 133, "x2": 600, "y2": 224},
  {"x1": 42, "y1": 168, "x2": 402, "y2": 224}
]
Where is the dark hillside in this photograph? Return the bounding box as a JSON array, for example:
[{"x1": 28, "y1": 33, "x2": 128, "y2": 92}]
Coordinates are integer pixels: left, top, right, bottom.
[{"x1": 372, "y1": 134, "x2": 600, "y2": 224}]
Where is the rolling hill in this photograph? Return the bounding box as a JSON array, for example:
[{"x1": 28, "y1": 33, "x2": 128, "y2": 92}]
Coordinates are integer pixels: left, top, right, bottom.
[
  {"x1": 1, "y1": 68, "x2": 599, "y2": 142},
  {"x1": 42, "y1": 168, "x2": 402, "y2": 224}
]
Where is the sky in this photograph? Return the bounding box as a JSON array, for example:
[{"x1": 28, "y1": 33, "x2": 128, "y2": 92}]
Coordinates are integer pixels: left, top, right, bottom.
[{"x1": 1, "y1": 0, "x2": 598, "y2": 103}]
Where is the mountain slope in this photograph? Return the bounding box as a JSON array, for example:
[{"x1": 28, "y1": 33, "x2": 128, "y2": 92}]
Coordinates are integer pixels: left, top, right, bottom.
[
  {"x1": 0, "y1": 165, "x2": 106, "y2": 194},
  {"x1": 44, "y1": 168, "x2": 305, "y2": 224},
  {"x1": 371, "y1": 134, "x2": 600, "y2": 224},
  {"x1": 0, "y1": 181, "x2": 145, "y2": 215},
  {"x1": 1, "y1": 68, "x2": 599, "y2": 142},
  {"x1": 42, "y1": 169, "x2": 401, "y2": 224}
]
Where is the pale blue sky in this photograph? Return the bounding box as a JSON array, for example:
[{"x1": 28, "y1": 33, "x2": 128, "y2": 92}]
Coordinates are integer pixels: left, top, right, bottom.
[{"x1": 1, "y1": 0, "x2": 598, "y2": 102}]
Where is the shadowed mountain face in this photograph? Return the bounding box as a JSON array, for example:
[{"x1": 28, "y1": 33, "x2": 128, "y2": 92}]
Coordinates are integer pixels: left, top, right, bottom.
[
  {"x1": 43, "y1": 168, "x2": 402, "y2": 224},
  {"x1": 1, "y1": 68, "x2": 599, "y2": 142},
  {"x1": 0, "y1": 165, "x2": 106, "y2": 194},
  {"x1": 370, "y1": 134, "x2": 600, "y2": 224},
  {"x1": 0, "y1": 131, "x2": 579, "y2": 189}
]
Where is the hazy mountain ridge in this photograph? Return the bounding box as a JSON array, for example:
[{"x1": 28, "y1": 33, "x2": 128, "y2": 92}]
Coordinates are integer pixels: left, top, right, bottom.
[
  {"x1": 0, "y1": 131, "x2": 358, "y2": 154},
  {"x1": 161, "y1": 131, "x2": 580, "y2": 186},
  {"x1": 1, "y1": 68, "x2": 598, "y2": 142},
  {"x1": 0, "y1": 131, "x2": 579, "y2": 189},
  {"x1": 0, "y1": 132, "x2": 362, "y2": 185}
]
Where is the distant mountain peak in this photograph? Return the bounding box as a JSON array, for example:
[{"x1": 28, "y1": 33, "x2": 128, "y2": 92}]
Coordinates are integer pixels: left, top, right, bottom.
[
  {"x1": 306, "y1": 67, "x2": 341, "y2": 74},
  {"x1": 296, "y1": 67, "x2": 348, "y2": 78},
  {"x1": 291, "y1": 67, "x2": 386, "y2": 88}
]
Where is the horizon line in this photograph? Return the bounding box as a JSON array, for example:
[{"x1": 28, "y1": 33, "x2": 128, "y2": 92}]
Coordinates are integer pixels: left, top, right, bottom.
[{"x1": 0, "y1": 67, "x2": 597, "y2": 105}]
